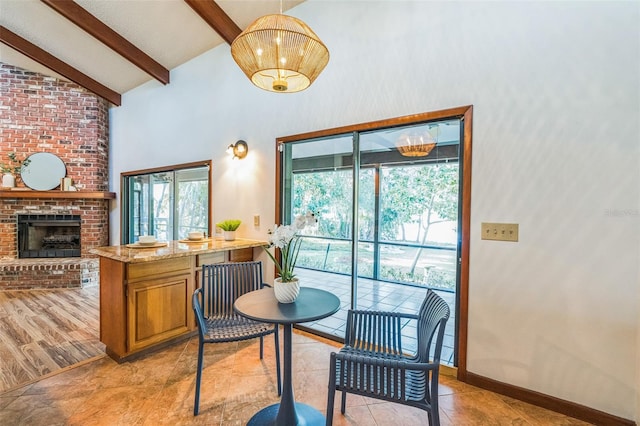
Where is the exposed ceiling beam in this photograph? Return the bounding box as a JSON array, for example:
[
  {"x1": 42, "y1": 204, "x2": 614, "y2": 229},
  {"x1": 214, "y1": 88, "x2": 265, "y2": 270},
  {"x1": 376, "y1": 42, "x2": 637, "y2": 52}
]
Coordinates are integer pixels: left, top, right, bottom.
[
  {"x1": 0, "y1": 25, "x2": 121, "y2": 106},
  {"x1": 41, "y1": 0, "x2": 170, "y2": 85},
  {"x1": 184, "y1": 0, "x2": 242, "y2": 45}
]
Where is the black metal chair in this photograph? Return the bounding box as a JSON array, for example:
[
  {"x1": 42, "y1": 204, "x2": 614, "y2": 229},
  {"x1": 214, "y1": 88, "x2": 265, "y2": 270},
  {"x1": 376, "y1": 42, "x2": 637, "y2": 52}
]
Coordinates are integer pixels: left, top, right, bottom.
[
  {"x1": 192, "y1": 261, "x2": 281, "y2": 415},
  {"x1": 326, "y1": 290, "x2": 450, "y2": 426}
]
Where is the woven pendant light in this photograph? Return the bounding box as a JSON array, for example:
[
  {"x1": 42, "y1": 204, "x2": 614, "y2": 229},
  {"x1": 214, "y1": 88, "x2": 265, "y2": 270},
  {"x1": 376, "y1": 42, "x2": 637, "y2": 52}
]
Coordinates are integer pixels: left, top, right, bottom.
[
  {"x1": 396, "y1": 131, "x2": 437, "y2": 157},
  {"x1": 231, "y1": 14, "x2": 329, "y2": 93}
]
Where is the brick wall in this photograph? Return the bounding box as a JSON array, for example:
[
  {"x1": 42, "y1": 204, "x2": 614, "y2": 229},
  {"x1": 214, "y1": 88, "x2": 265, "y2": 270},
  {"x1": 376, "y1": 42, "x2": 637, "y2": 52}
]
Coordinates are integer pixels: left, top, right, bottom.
[
  {"x1": 0, "y1": 62, "x2": 111, "y2": 289},
  {"x1": 0, "y1": 62, "x2": 109, "y2": 191}
]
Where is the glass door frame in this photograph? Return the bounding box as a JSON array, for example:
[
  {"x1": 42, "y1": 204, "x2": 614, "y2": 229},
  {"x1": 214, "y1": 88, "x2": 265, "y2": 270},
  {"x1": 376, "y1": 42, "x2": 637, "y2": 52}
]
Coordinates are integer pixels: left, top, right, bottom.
[
  {"x1": 120, "y1": 160, "x2": 212, "y2": 245},
  {"x1": 275, "y1": 106, "x2": 473, "y2": 380}
]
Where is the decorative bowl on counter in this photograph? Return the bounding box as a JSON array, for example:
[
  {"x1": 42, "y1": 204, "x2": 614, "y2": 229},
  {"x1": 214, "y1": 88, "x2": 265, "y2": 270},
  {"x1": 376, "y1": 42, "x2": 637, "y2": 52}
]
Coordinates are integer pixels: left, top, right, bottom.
[
  {"x1": 188, "y1": 231, "x2": 204, "y2": 241},
  {"x1": 138, "y1": 235, "x2": 157, "y2": 245}
]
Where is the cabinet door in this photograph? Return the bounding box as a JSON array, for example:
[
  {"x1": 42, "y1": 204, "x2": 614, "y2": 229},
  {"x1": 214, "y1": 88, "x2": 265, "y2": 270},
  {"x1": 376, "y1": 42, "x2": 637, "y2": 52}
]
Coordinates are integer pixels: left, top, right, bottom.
[{"x1": 127, "y1": 274, "x2": 190, "y2": 352}]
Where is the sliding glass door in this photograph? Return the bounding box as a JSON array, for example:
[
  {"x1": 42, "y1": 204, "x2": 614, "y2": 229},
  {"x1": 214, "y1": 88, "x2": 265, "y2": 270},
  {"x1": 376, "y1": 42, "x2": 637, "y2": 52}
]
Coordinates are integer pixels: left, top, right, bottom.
[
  {"x1": 281, "y1": 134, "x2": 355, "y2": 281},
  {"x1": 277, "y1": 107, "x2": 471, "y2": 368},
  {"x1": 359, "y1": 125, "x2": 459, "y2": 291}
]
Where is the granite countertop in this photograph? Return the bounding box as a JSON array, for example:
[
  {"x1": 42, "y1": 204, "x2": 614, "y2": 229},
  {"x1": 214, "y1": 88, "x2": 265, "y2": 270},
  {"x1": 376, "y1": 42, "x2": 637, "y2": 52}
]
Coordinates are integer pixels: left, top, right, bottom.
[{"x1": 90, "y1": 238, "x2": 268, "y2": 263}]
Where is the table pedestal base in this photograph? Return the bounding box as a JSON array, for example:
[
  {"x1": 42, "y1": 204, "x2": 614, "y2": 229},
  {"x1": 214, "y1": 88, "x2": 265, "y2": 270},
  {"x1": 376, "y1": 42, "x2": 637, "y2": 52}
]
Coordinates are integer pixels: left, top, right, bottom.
[{"x1": 247, "y1": 402, "x2": 325, "y2": 426}]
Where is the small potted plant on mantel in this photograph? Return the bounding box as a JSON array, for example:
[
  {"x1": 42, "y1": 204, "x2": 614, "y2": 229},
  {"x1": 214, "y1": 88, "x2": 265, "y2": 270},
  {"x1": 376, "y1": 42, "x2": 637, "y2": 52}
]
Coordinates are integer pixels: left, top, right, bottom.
[
  {"x1": 0, "y1": 152, "x2": 31, "y2": 189},
  {"x1": 216, "y1": 219, "x2": 241, "y2": 241}
]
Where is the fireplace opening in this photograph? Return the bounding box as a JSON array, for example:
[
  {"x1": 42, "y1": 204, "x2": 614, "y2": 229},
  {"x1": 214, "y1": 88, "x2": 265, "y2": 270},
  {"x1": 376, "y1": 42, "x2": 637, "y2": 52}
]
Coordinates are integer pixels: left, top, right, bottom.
[{"x1": 17, "y1": 214, "x2": 81, "y2": 258}]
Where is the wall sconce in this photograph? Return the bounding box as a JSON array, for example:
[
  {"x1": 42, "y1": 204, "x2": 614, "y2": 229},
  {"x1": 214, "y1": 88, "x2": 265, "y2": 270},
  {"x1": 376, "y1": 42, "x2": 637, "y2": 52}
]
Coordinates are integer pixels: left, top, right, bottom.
[{"x1": 227, "y1": 140, "x2": 248, "y2": 160}]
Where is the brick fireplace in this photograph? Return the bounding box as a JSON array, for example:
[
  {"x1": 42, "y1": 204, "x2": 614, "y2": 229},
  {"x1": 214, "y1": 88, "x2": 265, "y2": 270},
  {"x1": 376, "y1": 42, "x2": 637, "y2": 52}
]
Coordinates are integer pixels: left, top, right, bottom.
[
  {"x1": 17, "y1": 214, "x2": 82, "y2": 258},
  {"x1": 0, "y1": 63, "x2": 112, "y2": 290}
]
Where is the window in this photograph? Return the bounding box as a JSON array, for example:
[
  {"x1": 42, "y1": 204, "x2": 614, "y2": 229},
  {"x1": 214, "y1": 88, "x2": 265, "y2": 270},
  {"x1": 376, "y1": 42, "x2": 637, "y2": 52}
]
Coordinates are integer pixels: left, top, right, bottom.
[
  {"x1": 276, "y1": 106, "x2": 472, "y2": 370},
  {"x1": 121, "y1": 161, "x2": 211, "y2": 244}
]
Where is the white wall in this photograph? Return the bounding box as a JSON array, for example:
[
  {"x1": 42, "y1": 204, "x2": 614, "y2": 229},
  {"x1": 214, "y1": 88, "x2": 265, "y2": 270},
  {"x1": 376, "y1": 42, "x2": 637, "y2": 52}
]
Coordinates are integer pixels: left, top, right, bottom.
[{"x1": 109, "y1": 1, "x2": 639, "y2": 420}]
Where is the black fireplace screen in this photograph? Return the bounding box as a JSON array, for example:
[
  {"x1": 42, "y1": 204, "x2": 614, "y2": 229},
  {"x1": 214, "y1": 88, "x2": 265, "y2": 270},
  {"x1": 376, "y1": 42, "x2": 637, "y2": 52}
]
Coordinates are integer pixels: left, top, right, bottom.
[{"x1": 17, "y1": 214, "x2": 81, "y2": 258}]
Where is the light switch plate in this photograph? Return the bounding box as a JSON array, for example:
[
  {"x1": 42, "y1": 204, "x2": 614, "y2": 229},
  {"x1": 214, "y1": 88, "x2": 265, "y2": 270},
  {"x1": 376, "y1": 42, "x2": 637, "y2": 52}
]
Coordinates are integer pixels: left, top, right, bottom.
[
  {"x1": 481, "y1": 222, "x2": 519, "y2": 242},
  {"x1": 253, "y1": 214, "x2": 260, "y2": 227}
]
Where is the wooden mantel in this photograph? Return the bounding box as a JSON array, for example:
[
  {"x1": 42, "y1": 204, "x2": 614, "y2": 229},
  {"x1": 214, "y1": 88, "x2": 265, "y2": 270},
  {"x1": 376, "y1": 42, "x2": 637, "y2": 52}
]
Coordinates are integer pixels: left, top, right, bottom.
[{"x1": 0, "y1": 190, "x2": 116, "y2": 199}]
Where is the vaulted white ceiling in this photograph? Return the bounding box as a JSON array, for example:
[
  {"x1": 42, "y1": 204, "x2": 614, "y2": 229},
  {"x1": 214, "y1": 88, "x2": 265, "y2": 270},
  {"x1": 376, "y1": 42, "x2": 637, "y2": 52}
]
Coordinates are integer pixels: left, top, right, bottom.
[{"x1": 0, "y1": 0, "x2": 303, "y2": 105}]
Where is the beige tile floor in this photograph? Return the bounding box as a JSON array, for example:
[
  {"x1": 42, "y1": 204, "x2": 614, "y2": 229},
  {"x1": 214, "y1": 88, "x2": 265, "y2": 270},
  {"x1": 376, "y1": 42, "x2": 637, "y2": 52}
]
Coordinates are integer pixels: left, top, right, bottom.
[{"x1": 0, "y1": 329, "x2": 591, "y2": 426}]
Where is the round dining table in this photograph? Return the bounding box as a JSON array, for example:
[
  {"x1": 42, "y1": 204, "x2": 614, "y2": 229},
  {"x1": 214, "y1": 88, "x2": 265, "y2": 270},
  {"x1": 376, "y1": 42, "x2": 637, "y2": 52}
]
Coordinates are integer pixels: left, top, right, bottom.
[{"x1": 234, "y1": 286, "x2": 340, "y2": 426}]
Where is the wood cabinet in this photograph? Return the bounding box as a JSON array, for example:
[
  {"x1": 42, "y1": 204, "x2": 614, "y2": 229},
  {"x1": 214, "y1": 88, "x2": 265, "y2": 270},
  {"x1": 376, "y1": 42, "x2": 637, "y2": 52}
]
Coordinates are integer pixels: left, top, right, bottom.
[
  {"x1": 127, "y1": 257, "x2": 192, "y2": 352},
  {"x1": 97, "y1": 242, "x2": 261, "y2": 362}
]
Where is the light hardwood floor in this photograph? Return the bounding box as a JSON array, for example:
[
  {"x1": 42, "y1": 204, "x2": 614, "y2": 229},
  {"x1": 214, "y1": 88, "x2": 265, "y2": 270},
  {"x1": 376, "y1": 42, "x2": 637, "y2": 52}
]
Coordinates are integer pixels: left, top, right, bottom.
[
  {"x1": 0, "y1": 287, "x2": 592, "y2": 425},
  {"x1": 0, "y1": 286, "x2": 104, "y2": 393}
]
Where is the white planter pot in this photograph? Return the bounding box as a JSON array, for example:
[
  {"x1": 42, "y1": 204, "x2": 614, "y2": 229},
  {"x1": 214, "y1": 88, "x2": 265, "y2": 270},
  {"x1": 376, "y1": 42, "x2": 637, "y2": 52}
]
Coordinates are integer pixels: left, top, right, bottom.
[
  {"x1": 223, "y1": 230, "x2": 236, "y2": 241},
  {"x1": 2, "y1": 173, "x2": 15, "y2": 188},
  {"x1": 273, "y1": 277, "x2": 300, "y2": 303}
]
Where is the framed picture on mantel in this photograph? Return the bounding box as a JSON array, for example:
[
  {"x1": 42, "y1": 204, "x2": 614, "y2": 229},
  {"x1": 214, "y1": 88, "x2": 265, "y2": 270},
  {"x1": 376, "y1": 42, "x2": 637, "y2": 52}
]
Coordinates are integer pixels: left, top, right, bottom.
[{"x1": 60, "y1": 177, "x2": 72, "y2": 191}]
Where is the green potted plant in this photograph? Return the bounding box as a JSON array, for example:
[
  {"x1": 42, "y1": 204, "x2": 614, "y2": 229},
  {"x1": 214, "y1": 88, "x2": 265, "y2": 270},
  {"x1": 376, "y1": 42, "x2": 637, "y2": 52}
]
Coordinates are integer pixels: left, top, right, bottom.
[
  {"x1": 216, "y1": 219, "x2": 241, "y2": 241},
  {"x1": 1, "y1": 152, "x2": 31, "y2": 188}
]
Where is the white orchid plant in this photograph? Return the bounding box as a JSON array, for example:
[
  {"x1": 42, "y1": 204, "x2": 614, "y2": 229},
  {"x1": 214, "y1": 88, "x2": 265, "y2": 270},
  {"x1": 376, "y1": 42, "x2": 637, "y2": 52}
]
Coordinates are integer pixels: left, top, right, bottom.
[{"x1": 264, "y1": 211, "x2": 318, "y2": 282}]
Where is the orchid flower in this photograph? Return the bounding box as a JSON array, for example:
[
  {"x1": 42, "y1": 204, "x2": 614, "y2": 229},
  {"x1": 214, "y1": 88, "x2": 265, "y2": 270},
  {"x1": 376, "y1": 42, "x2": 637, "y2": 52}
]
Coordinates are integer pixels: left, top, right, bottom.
[{"x1": 264, "y1": 211, "x2": 318, "y2": 282}]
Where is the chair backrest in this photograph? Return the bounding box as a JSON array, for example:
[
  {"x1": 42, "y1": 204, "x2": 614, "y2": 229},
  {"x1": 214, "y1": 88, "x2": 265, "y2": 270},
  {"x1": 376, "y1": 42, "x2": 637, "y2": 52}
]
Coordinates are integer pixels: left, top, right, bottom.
[
  {"x1": 193, "y1": 287, "x2": 207, "y2": 340},
  {"x1": 200, "y1": 261, "x2": 264, "y2": 319},
  {"x1": 344, "y1": 309, "x2": 406, "y2": 356},
  {"x1": 417, "y1": 290, "x2": 450, "y2": 363}
]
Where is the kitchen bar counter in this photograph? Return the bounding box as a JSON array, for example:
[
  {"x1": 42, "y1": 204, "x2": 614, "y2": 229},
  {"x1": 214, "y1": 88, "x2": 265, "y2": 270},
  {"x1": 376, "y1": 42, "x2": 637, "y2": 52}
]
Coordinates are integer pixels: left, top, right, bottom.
[
  {"x1": 90, "y1": 238, "x2": 267, "y2": 263},
  {"x1": 92, "y1": 238, "x2": 267, "y2": 362}
]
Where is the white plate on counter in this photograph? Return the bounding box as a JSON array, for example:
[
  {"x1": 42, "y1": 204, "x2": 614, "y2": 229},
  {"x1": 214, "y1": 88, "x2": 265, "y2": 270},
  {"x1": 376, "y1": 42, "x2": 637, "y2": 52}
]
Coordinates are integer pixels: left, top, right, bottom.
[
  {"x1": 126, "y1": 242, "x2": 168, "y2": 249},
  {"x1": 178, "y1": 238, "x2": 212, "y2": 243}
]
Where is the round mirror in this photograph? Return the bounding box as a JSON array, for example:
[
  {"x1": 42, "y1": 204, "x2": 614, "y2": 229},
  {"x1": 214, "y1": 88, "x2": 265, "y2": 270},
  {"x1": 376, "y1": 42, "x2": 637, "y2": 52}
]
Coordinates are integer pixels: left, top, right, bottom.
[{"x1": 21, "y1": 153, "x2": 67, "y2": 190}]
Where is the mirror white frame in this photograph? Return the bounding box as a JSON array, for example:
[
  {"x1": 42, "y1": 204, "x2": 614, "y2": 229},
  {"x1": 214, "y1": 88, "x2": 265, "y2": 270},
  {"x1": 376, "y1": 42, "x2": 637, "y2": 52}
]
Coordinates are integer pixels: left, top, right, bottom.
[{"x1": 21, "y1": 152, "x2": 66, "y2": 191}]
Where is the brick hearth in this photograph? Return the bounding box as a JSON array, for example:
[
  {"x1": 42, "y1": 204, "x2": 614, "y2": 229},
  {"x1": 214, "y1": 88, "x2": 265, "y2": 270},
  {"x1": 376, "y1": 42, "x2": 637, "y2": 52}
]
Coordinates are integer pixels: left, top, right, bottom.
[{"x1": 0, "y1": 63, "x2": 111, "y2": 290}]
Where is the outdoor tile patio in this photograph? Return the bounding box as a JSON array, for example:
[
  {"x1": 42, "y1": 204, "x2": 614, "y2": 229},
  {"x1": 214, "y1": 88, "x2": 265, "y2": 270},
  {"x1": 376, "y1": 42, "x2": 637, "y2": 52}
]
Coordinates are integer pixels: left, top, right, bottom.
[{"x1": 296, "y1": 268, "x2": 457, "y2": 365}]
